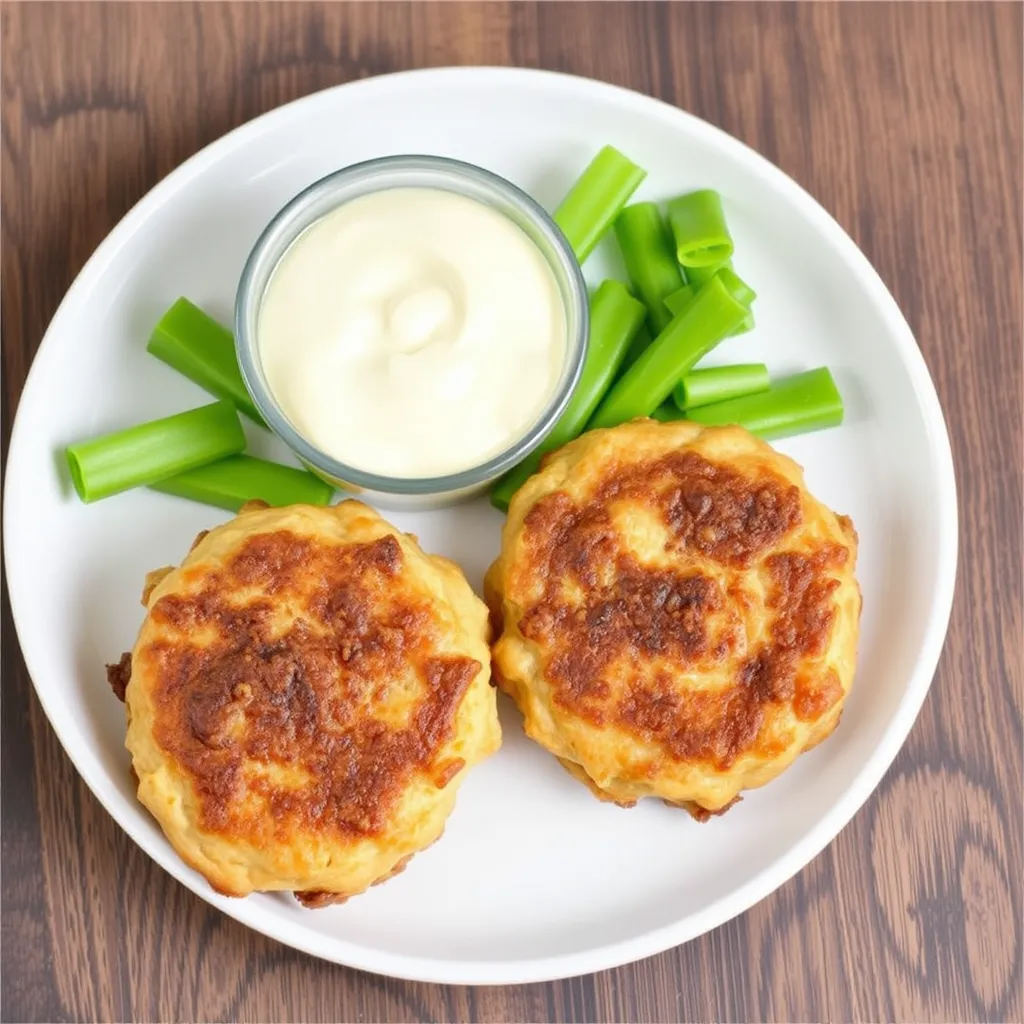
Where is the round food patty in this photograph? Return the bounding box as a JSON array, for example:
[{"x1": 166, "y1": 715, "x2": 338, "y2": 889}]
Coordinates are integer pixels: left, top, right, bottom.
[
  {"x1": 486, "y1": 420, "x2": 860, "y2": 817},
  {"x1": 123, "y1": 500, "x2": 500, "y2": 904}
]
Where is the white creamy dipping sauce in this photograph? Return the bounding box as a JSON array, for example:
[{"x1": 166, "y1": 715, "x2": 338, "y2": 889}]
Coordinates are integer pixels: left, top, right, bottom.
[{"x1": 258, "y1": 187, "x2": 567, "y2": 478}]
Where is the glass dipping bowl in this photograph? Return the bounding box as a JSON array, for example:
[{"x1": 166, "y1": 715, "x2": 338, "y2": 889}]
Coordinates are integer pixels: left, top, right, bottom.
[{"x1": 235, "y1": 155, "x2": 589, "y2": 510}]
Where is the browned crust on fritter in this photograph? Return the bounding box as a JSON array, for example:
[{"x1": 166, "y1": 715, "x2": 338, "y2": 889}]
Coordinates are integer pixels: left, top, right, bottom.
[
  {"x1": 137, "y1": 530, "x2": 479, "y2": 846},
  {"x1": 106, "y1": 651, "x2": 132, "y2": 703},
  {"x1": 673, "y1": 795, "x2": 743, "y2": 821},
  {"x1": 562, "y1": 752, "x2": 744, "y2": 820},
  {"x1": 141, "y1": 568, "x2": 174, "y2": 607},
  {"x1": 510, "y1": 448, "x2": 850, "y2": 771},
  {"x1": 292, "y1": 826, "x2": 444, "y2": 907},
  {"x1": 293, "y1": 889, "x2": 351, "y2": 909}
]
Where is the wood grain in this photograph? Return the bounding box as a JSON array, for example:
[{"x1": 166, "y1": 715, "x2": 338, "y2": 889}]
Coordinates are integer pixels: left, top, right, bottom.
[{"x1": 2, "y1": 3, "x2": 1021, "y2": 1021}]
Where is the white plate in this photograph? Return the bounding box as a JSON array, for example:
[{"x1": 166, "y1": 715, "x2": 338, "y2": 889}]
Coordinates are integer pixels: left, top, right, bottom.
[{"x1": 4, "y1": 67, "x2": 957, "y2": 985}]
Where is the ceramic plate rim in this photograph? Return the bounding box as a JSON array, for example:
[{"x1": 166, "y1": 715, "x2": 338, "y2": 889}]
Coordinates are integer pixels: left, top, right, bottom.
[{"x1": 4, "y1": 66, "x2": 958, "y2": 985}]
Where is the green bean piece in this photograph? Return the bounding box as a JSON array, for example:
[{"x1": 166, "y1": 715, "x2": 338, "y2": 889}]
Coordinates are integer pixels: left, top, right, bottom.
[
  {"x1": 685, "y1": 258, "x2": 733, "y2": 287},
  {"x1": 651, "y1": 402, "x2": 684, "y2": 422},
  {"x1": 688, "y1": 268, "x2": 754, "y2": 333},
  {"x1": 732, "y1": 310, "x2": 756, "y2": 337},
  {"x1": 587, "y1": 272, "x2": 750, "y2": 430},
  {"x1": 618, "y1": 323, "x2": 653, "y2": 373},
  {"x1": 613, "y1": 203, "x2": 684, "y2": 333},
  {"x1": 552, "y1": 146, "x2": 647, "y2": 263},
  {"x1": 672, "y1": 363, "x2": 771, "y2": 410},
  {"x1": 667, "y1": 189, "x2": 735, "y2": 268},
  {"x1": 626, "y1": 266, "x2": 753, "y2": 374},
  {"x1": 667, "y1": 275, "x2": 754, "y2": 336},
  {"x1": 663, "y1": 284, "x2": 695, "y2": 317},
  {"x1": 683, "y1": 368, "x2": 844, "y2": 439},
  {"x1": 147, "y1": 298, "x2": 266, "y2": 426},
  {"x1": 716, "y1": 267, "x2": 756, "y2": 307},
  {"x1": 151, "y1": 454, "x2": 334, "y2": 511},
  {"x1": 490, "y1": 280, "x2": 646, "y2": 512},
  {"x1": 65, "y1": 401, "x2": 246, "y2": 503}
]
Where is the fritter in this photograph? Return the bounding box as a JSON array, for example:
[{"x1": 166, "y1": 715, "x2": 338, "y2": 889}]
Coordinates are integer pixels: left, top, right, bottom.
[
  {"x1": 486, "y1": 420, "x2": 860, "y2": 817},
  {"x1": 120, "y1": 500, "x2": 500, "y2": 904}
]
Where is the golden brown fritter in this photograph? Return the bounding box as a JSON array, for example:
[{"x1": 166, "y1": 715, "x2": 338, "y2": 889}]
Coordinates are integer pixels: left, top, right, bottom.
[
  {"x1": 486, "y1": 420, "x2": 860, "y2": 816},
  {"x1": 122, "y1": 500, "x2": 500, "y2": 903}
]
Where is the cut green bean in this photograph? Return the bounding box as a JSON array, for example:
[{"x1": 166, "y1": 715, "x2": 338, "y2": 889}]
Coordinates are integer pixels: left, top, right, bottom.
[
  {"x1": 587, "y1": 271, "x2": 750, "y2": 430},
  {"x1": 553, "y1": 146, "x2": 647, "y2": 263},
  {"x1": 685, "y1": 258, "x2": 733, "y2": 288},
  {"x1": 151, "y1": 454, "x2": 334, "y2": 511},
  {"x1": 651, "y1": 402, "x2": 684, "y2": 422},
  {"x1": 686, "y1": 259, "x2": 748, "y2": 328},
  {"x1": 148, "y1": 298, "x2": 266, "y2": 426},
  {"x1": 716, "y1": 267, "x2": 756, "y2": 307},
  {"x1": 490, "y1": 280, "x2": 646, "y2": 512},
  {"x1": 667, "y1": 272, "x2": 754, "y2": 336},
  {"x1": 667, "y1": 189, "x2": 735, "y2": 268},
  {"x1": 663, "y1": 284, "x2": 695, "y2": 317},
  {"x1": 65, "y1": 401, "x2": 246, "y2": 503},
  {"x1": 682, "y1": 368, "x2": 844, "y2": 439},
  {"x1": 672, "y1": 363, "x2": 770, "y2": 410},
  {"x1": 716, "y1": 266, "x2": 757, "y2": 336},
  {"x1": 628, "y1": 269, "x2": 753, "y2": 375},
  {"x1": 619, "y1": 323, "x2": 653, "y2": 373},
  {"x1": 732, "y1": 309, "x2": 756, "y2": 336},
  {"x1": 613, "y1": 203, "x2": 684, "y2": 333}
]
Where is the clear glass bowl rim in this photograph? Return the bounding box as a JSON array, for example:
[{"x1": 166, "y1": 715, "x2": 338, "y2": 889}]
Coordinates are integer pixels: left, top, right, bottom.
[{"x1": 234, "y1": 153, "x2": 589, "y2": 495}]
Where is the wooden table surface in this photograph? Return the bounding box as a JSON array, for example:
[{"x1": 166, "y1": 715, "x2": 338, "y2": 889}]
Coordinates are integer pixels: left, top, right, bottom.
[{"x1": 2, "y1": 3, "x2": 1021, "y2": 1021}]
